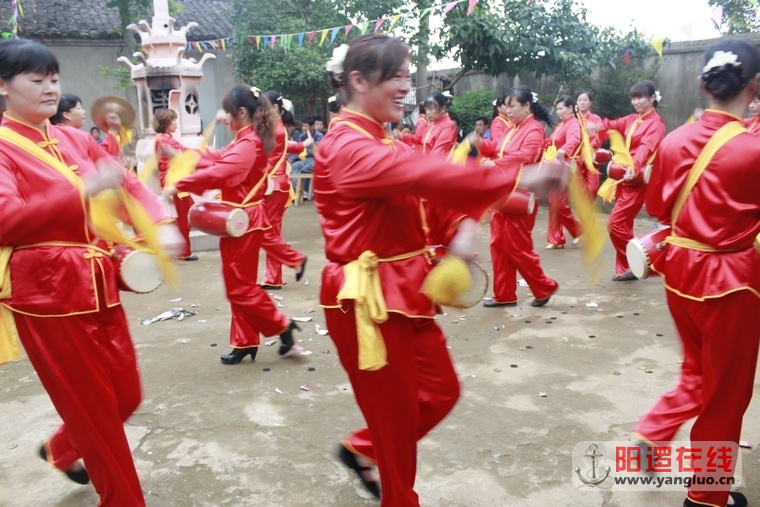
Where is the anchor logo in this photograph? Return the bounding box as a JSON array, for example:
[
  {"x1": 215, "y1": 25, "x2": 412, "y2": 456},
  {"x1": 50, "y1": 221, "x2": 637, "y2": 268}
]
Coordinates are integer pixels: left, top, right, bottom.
[{"x1": 574, "y1": 443, "x2": 611, "y2": 486}]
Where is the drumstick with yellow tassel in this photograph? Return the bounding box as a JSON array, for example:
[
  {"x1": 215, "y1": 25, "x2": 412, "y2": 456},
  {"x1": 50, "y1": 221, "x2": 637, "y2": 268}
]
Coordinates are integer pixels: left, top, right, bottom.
[{"x1": 597, "y1": 130, "x2": 635, "y2": 203}]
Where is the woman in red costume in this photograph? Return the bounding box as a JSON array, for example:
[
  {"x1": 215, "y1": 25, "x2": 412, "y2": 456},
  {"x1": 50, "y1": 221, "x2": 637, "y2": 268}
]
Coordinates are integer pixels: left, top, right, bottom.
[
  {"x1": 594, "y1": 80, "x2": 665, "y2": 281},
  {"x1": 576, "y1": 90, "x2": 602, "y2": 195},
  {"x1": 0, "y1": 40, "x2": 182, "y2": 506},
  {"x1": 489, "y1": 94, "x2": 512, "y2": 144},
  {"x1": 316, "y1": 35, "x2": 568, "y2": 506},
  {"x1": 544, "y1": 95, "x2": 583, "y2": 249},
  {"x1": 259, "y1": 90, "x2": 308, "y2": 290},
  {"x1": 166, "y1": 86, "x2": 300, "y2": 364},
  {"x1": 743, "y1": 88, "x2": 760, "y2": 134},
  {"x1": 476, "y1": 85, "x2": 559, "y2": 308},
  {"x1": 633, "y1": 37, "x2": 760, "y2": 507},
  {"x1": 153, "y1": 108, "x2": 198, "y2": 261}
]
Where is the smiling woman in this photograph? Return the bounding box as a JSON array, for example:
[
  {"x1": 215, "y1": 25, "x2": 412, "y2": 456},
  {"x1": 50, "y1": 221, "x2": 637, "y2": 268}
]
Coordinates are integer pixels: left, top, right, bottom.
[{"x1": 314, "y1": 33, "x2": 571, "y2": 506}]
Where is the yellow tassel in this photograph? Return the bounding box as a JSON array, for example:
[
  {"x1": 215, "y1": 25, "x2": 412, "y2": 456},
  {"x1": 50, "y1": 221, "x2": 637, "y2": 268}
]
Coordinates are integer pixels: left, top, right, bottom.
[
  {"x1": 0, "y1": 246, "x2": 20, "y2": 365},
  {"x1": 449, "y1": 139, "x2": 471, "y2": 166},
  {"x1": 199, "y1": 122, "x2": 217, "y2": 152},
  {"x1": 421, "y1": 256, "x2": 472, "y2": 308},
  {"x1": 543, "y1": 145, "x2": 557, "y2": 161},
  {"x1": 139, "y1": 155, "x2": 158, "y2": 184},
  {"x1": 569, "y1": 175, "x2": 606, "y2": 269},
  {"x1": 165, "y1": 150, "x2": 200, "y2": 189},
  {"x1": 607, "y1": 130, "x2": 635, "y2": 168},
  {"x1": 597, "y1": 177, "x2": 618, "y2": 203},
  {"x1": 580, "y1": 128, "x2": 599, "y2": 174},
  {"x1": 117, "y1": 124, "x2": 133, "y2": 149}
]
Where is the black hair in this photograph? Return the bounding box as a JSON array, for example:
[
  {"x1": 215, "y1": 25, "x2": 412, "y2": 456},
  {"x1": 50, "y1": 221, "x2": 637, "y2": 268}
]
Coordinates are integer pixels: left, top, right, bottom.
[
  {"x1": 474, "y1": 116, "x2": 488, "y2": 125},
  {"x1": 50, "y1": 93, "x2": 82, "y2": 125},
  {"x1": 328, "y1": 34, "x2": 409, "y2": 100},
  {"x1": 629, "y1": 80, "x2": 658, "y2": 108},
  {"x1": 577, "y1": 90, "x2": 594, "y2": 102},
  {"x1": 313, "y1": 116, "x2": 324, "y2": 124},
  {"x1": 555, "y1": 95, "x2": 577, "y2": 120},
  {"x1": 281, "y1": 110, "x2": 296, "y2": 127},
  {"x1": 450, "y1": 114, "x2": 461, "y2": 126},
  {"x1": 264, "y1": 90, "x2": 284, "y2": 114},
  {"x1": 305, "y1": 116, "x2": 315, "y2": 127},
  {"x1": 327, "y1": 94, "x2": 346, "y2": 114},
  {"x1": 701, "y1": 38, "x2": 760, "y2": 101},
  {"x1": 417, "y1": 103, "x2": 426, "y2": 116},
  {"x1": 222, "y1": 85, "x2": 277, "y2": 155},
  {"x1": 505, "y1": 85, "x2": 554, "y2": 127},
  {"x1": 90, "y1": 126, "x2": 100, "y2": 135},
  {"x1": 424, "y1": 91, "x2": 451, "y2": 111},
  {"x1": 0, "y1": 39, "x2": 59, "y2": 80}
]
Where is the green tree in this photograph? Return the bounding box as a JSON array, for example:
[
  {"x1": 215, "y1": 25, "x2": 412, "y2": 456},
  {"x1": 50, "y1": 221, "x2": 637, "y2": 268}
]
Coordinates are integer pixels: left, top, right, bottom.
[
  {"x1": 435, "y1": 0, "x2": 651, "y2": 88},
  {"x1": 709, "y1": 0, "x2": 760, "y2": 33},
  {"x1": 448, "y1": 90, "x2": 493, "y2": 132},
  {"x1": 230, "y1": 0, "x2": 350, "y2": 105}
]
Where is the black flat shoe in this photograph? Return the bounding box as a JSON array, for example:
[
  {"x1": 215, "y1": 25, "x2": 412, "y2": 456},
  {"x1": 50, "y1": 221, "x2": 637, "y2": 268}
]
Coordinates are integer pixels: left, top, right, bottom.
[
  {"x1": 337, "y1": 444, "x2": 381, "y2": 499},
  {"x1": 38, "y1": 444, "x2": 90, "y2": 485},
  {"x1": 260, "y1": 284, "x2": 282, "y2": 290},
  {"x1": 531, "y1": 297, "x2": 551, "y2": 307},
  {"x1": 220, "y1": 347, "x2": 258, "y2": 365},
  {"x1": 296, "y1": 256, "x2": 308, "y2": 282},
  {"x1": 483, "y1": 299, "x2": 517, "y2": 308},
  {"x1": 181, "y1": 255, "x2": 199, "y2": 261},
  {"x1": 684, "y1": 491, "x2": 746, "y2": 507},
  {"x1": 279, "y1": 320, "x2": 301, "y2": 356},
  {"x1": 612, "y1": 271, "x2": 637, "y2": 282}
]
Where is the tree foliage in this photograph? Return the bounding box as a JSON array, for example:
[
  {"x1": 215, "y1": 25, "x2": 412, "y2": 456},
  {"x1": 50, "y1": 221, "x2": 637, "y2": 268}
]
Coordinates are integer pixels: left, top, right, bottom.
[
  {"x1": 709, "y1": 0, "x2": 760, "y2": 34},
  {"x1": 435, "y1": 0, "x2": 652, "y2": 87},
  {"x1": 448, "y1": 90, "x2": 493, "y2": 132},
  {"x1": 230, "y1": 0, "x2": 350, "y2": 104}
]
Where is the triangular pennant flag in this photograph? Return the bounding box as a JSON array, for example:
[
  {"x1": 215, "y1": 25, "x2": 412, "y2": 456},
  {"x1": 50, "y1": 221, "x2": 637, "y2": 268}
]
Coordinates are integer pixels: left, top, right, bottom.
[
  {"x1": 283, "y1": 34, "x2": 291, "y2": 52},
  {"x1": 319, "y1": 29, "x2": 329, "y2": 46},
  {"x1": 221, "y1": 38, "x2": 227, "y2": 51},
  {"x1": 467, "y1": 0, "x2": 479, "y2": 15},
  {"x1": 443, "y1": 1, "x2": 457, "y2": 14},
  {"x1": 374, "y1": 18, "x2": 385, "y2": 32},
  {"x1": 270, "y1": 35, "x2": 277, "y2": 49},
  {"x1": 298, "y1": 32, "x2": 304, "y2": 48},
  {"x1": 261, "y1": 37, "x2": 268, "y2": 49},
  {"x1": 651, "y1": 38, "x2": 663, "y2": 58},
  {"x1": 344, "y1": 24, "x2": 353, "y2": 38},
  {"x1": 420, "y1": 7, "x2": 432, "y2": 18},
  {"x1": 389, "y1": 15, "x2": 401, "y2": 30},
  {"x1": 623, "y1": 52, "x2": 632, "y2": 67},
  {"x1": 251, "y1": 36, "x2": 259, "y2": 48},
  {"x1": 360, "y1": 21, "x2": 370, "y2": 34},
  {"x1": 210, "y1": 40, "x2": 218, "y2": 49},
  {"x1": 307, "y1": 31, "x2": 316, "y2": 46},
  {"x1": 330, "y1": 27, "x2": 340, "y2": 45}
]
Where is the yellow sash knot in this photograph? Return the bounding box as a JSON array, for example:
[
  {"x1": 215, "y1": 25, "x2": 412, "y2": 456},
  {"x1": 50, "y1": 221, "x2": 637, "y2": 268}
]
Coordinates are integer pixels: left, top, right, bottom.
[{"x1": 338, "y1": 250, "x2": 389, "y2": 372}]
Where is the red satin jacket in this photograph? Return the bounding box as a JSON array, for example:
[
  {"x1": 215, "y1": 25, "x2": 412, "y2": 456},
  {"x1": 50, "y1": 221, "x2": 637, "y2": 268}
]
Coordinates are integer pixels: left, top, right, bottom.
[
  {"x1": 0, "y1": 117, "x2": 167, "y2": 316},
  {"x1": 546, "y1": 116, "x2": 582, "y2": 159},
  {"x1": 267, "y1": 120, "x2": 304, "y2": 192},
  {"x1": 602, "y1": 109, "x2": 666, "y2": 176},
  {"x1": 648, "y1": 110, "x2": 760, "y2": 299},
  {"x1": 314, "y1": 109, "x2": 522, "y2": 316}
]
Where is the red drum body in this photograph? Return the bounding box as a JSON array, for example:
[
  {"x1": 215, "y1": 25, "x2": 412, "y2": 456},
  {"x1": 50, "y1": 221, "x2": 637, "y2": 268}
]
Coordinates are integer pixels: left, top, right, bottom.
[
  {"x1": 626, "y1": 226, "x2": 671, "y2": 279},
  {"x1": 188, "y1": 202, "x2": 249, "y2": 238},
  {"x1": 502, "y1": 190, "x2": 536, "y2": 214},
  {"x1": 607, "y1": 162, "x2": 648, "y2": 186},
  {"x1": 112, "y1": 245, "x2": 164, "y2": 293},
  {"x1": 595, "y1": 149, "x2": 613, "y2": 165}
]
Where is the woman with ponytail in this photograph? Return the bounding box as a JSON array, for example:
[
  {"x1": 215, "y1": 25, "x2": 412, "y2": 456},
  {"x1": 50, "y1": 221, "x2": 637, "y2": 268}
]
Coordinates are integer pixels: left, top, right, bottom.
[
  {"x1": 593, "y1": 79, "x2": 665, "y2": 281},
  {"x1": 634, "y1": 37, "x2": 760, "y2": 507},
  {"x1": 258, "y1": 90, "x2": 308, "y2": 290},
  {"x1": 166, "y1": 86, "x2": 302, "y2": 364},
  {"x1": 475, "y1": 85, "x2": 559, "y2": 308},
  {"x1": 544, "y1": 94, "x2": 583, "y2": 249}
]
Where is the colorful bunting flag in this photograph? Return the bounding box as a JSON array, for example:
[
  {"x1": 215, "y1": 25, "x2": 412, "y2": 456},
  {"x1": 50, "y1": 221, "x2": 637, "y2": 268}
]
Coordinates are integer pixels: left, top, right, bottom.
[
  {"x1": 307, "y1": 31, "x2": 316, "y2": 46},
  {"x1": 467, "y1": 0, "x2": 479, "y2": 15},
  {"x1": 319, "y1": 29, "x2": 329, "y2": 46},
  {"x1": 443, "y1": 1, "x2": 457, "y2": 14},
  {"x1": 375, "y1": 18, "x2": 386, "y2": 32},
  {"x1": 651, "y1": 38, "x2": 663, "y2": 58},
  {"x1": 298, "y1": 32, "x2": 304, "y2": 48},
  {"x1": 345, "y1": 24, "x2": 353, "y2": 37},
  {"x1": 389, "y1": 14, "x2": 402, "y2": 30}
]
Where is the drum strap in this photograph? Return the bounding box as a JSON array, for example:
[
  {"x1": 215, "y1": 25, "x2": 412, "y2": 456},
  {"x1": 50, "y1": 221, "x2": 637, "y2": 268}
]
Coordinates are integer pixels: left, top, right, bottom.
[{"x1": 666, "y1": 120, "x2": 746, "y2": 251}]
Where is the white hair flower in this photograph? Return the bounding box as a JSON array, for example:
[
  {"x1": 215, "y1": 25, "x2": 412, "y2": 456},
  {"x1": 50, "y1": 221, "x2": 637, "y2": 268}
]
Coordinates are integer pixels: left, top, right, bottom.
[
  {"x1": 531, "y1": 92, "x2": 539, "y2": 103},
  {"x1": 492, "y1": 99, "x2": 498, "y2": 106},
  {"x1": 328, "y1": 95, "x2": 337, "y2": 103},
  {"x1": 282, "y1": 98, "x2": 293, "y2": 113},
  {"x1": 442, "y1": 90, "x2": 453, "y2": 98},
  {"x1": 654, "y1": 90, "x2": 662, "y2": 103},
  {"x1": 250, "y1": 86, "x2": 261, "y2": 98},
  {"x1": 702, "y1": 50, "x2": 741, "y2": 74},
  {"x1": 326, "y1": 44, "x2": 350, "y2": 74}
]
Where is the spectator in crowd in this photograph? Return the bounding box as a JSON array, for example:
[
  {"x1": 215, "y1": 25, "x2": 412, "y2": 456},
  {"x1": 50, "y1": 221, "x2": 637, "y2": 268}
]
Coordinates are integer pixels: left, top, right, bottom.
[
  {"x1": 290, "y1": 116, "x2": 323, "y2": 198},
  {"x1": 90, "y1": 126, "x2": 102, "y2": 144}
]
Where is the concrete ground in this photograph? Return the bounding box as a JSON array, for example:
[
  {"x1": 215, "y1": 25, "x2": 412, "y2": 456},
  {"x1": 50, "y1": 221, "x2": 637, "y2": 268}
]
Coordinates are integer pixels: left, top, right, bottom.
[{"x1": 1, "y1": 203, "x2": 758, "y2": 507}]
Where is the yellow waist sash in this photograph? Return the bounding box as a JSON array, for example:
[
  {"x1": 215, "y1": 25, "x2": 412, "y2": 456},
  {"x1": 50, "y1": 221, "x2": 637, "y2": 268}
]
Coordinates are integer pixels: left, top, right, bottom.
[{"x1": 337, "y1": 248, "x2": 428, "y2": 371}]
